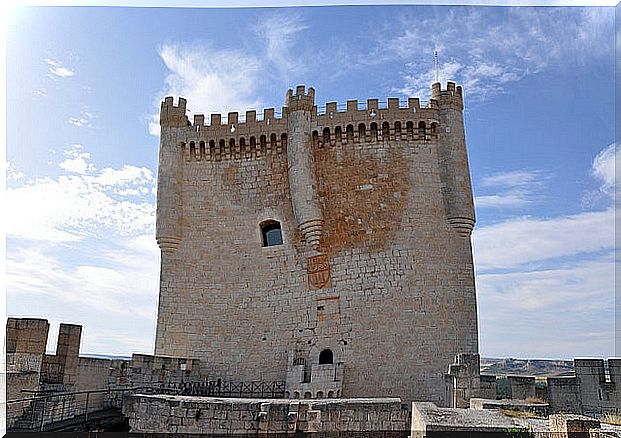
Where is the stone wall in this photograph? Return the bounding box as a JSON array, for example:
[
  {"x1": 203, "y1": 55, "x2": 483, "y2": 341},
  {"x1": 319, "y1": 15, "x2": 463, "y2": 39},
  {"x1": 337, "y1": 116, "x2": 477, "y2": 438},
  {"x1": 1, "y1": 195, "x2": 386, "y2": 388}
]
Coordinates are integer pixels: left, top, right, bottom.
[
  {"x1": 124, "y1": 394, "x2": 410, "y2": 435},
  {"x1": 154, "y1": 83, "x2": 479, "y2": 405},
  {"x1": 507, "y1": 375, "x2": 536, "y2": 400},
  {"x1": 479, "y1": 374, "x2": 497, "y2": 400}
]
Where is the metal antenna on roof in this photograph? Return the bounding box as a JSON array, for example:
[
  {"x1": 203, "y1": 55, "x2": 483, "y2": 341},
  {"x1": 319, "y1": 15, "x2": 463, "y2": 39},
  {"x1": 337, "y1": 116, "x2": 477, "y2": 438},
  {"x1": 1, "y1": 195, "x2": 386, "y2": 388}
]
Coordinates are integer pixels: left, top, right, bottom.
[{"x1": 434, "y1": 50, "x2": 439, "y2": 83}]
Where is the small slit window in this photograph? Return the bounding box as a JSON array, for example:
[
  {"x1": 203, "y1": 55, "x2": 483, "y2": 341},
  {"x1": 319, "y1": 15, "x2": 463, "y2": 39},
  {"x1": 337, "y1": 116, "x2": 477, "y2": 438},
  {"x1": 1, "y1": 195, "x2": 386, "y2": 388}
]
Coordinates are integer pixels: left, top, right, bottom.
[{"x1": 261, "y1": 221, "x2": 283, "y2": 247}]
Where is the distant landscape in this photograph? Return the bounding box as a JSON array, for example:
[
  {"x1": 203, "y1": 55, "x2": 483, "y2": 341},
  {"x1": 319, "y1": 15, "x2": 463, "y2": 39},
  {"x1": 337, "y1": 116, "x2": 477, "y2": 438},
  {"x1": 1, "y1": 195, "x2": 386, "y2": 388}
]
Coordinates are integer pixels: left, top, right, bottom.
[{"x1": 481, "y1": 357, "x2": 575, "y2": 377}]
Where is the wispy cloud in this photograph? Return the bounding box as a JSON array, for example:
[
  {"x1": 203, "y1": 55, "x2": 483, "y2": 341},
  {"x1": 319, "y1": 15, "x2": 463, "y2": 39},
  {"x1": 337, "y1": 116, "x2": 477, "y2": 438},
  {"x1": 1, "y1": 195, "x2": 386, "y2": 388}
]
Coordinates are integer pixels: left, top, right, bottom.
[
  {"x1": 68, "y1": 111, "x2": 93, "y2": 128},
  {"x1": 149, "y1": 11, "x2": 309, "y2": 136},
  {"x1": 45, "y1": 57, "x2": 75, "y2": 78},
  {"x1": 473, "y1": 208, "x2": 613, "y2": 271},
  {"x1": 581, "y1": 142, "x2": 618, "y2": 207},
  {"x1": 253, "y1": 12, "x2": 308, "y2": 81},
  {"x1": 478, "y1": 255, "x2": 614, "y2": 358},
  {"x1": 149, "y1": 43, "x2": 262, "y2": 136},
  {"x1": 7, "y1": 239, "x2": 157, "y2": 318},
  {"x1": 475, "y1": 169, "x2": 548, "y2": 209},
  {"x1": 389, "y1": 7, "x2": 613, "y2": 100}
]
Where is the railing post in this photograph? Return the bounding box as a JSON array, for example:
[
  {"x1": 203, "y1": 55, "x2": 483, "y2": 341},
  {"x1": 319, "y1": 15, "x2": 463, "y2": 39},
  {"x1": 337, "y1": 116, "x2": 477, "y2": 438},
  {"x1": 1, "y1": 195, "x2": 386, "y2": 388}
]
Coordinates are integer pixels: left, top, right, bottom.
[
  {"x1": 85, "y1": 392, "x2": 90, "y2": 422},
  {"x1": 39, "y1": 398, "x2": 46, "y2": 432}
]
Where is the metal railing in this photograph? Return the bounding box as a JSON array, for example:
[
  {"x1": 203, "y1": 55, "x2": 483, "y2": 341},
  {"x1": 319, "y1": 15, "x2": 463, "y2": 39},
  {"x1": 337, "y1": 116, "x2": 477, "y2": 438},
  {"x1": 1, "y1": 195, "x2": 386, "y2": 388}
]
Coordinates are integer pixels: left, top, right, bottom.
[
  {"x1": 6, "y1": 386, "x2": 143, "y2": 431},
  {"x1": 155, "y1": 379, "x2": 287, "y2": 398}
]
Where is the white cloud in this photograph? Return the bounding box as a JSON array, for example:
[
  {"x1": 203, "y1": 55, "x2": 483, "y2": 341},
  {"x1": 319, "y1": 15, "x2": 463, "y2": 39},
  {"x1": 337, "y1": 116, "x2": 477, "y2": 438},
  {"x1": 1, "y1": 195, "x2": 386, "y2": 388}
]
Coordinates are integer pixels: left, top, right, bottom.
[
  {"x1": 7, "y1": 234, "x2": 160, "y2": 321},
  {"x1": 6, "y1": 161, "x2": 24, "y2": 181},
  {"x1": 6, "y1": 145, "x2": 155, "y2": 242},
  {"x1": 473, "y1": 208, "x2": 613, "y2": 271},
  {"x1": 68, "y1": 111, "x2": 93, "y2": 128},
  {"x1": 475, "y1": 170, "x2": 547, "y2": 209},
  {"x1": 33, "y1": 89, "x2": 47, "y2": 97},
  {"x1": 59, "y1": 144, "x2": 94, "y2": 174},
  {"x1": 45, "y1": 58, "x2": 75, "y2": 78}
]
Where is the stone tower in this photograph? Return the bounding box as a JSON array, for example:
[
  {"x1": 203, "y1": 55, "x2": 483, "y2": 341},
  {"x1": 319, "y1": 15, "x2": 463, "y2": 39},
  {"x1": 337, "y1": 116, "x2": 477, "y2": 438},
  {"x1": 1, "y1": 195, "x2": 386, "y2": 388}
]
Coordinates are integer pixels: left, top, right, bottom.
[{"x1": 154, "y1": 82, "x2": 478, "y2": 405}]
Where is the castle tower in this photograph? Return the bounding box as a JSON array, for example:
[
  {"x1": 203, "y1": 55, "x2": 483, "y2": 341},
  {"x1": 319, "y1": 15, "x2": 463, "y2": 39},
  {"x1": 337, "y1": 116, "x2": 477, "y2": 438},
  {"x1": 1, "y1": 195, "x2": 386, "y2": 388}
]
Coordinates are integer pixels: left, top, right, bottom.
[{"x1": 153, "y1": 83, "x2": 479, "y2": 405}]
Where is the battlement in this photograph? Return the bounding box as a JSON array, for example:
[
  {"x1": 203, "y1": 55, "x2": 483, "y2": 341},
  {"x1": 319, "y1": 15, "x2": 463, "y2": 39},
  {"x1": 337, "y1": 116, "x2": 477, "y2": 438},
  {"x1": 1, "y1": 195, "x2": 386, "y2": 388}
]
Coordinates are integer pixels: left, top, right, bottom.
[
  {"x1": 161, "y1": 82, "x2": 464, "y2": 137},
  {"x1": 431, "y1": 81, "x2": 463, "y2": 110},
  {"x1": 160, "y1": 96, "x2": 189, "y2": 128},
  {"x1": 286, "y1": 84, "x2": 316, "y2": 112},
  {"x1": 163, "y1": 90, "x2": 446, "y2": 164}
]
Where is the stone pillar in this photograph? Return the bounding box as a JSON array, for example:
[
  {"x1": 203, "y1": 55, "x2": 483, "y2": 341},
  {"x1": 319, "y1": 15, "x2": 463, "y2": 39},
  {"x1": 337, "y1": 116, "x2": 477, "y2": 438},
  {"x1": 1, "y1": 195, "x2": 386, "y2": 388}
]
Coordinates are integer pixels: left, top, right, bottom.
[
  {"x1": 444, "y1": 353, "x2": 481, "y2": 408},
  {"x1": 6, "y1": 318, "x2": 49, "y2": 400},
  {"x1": 56, "y1": 323, "x2": 82, "y2": 386},
  {"x1": 285, "y1": 85, "x2": 323, "y2": 250},
  {"x1": 432, "y1": 82, "x2": 476, "y2": 239}
]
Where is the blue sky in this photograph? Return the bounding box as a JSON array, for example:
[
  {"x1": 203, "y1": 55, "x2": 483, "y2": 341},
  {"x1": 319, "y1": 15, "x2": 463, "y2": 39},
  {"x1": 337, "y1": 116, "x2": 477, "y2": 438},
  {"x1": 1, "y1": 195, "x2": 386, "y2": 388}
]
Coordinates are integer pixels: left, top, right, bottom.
[{"x1": 5, "y1": 4, "x2": 617, "y2": 359}]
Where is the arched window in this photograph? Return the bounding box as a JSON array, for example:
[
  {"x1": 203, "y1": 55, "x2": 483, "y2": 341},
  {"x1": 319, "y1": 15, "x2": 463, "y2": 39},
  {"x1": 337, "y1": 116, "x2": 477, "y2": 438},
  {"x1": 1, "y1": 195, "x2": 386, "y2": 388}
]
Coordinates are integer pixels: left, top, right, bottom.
[
  {"x1": 261, "y1": 221, "x2": 283, "y2": 247},
  {"x1": 395, "y1": 121, "x2": 402, "y2": 135},
  {"x1": 358, "y1": 123, "x2": 366, "y2": 142},
  {"x1": 199, "y1": 141, "x2": 206, "y2": 160},
  {"x1": 346, "y1": 124, "x2": 354, "y2": 143},
  {"x1": 312, "y1": 130, "x2": 319, "y2": 147},
  {"x1": 270, "y1": 133, "x2": 277, "y2": 149},
  {"x1": 323, "y1": 127, "x2": 331, "y2": 144},
  {"x1": 370, "y1": 122, "x2": 378, "y2": 142},
  {"x1": 406, "y1": 121, "x2": 414, "y2": 138},
  {"x1": 189, "y1": 141, "x2": 196, "y2": 161},
  {"x1": 319, "y1": 349, "x2": 333, "y2": 364},
  {"x1": 418, "y1": 121, "x2": 426, "y2": 135},
  {"x1": 334, "y1": 126, "x2": 342, "y2": 143},
  {"x1": 209, "y1": 140, "x2": 216, "y2": 159},
  {"x1": 382, "y1": 121, "x2": 390, "y2": 139},
  {"x1": 281, "y1": 133, "x2": 287, "y2": 149}
]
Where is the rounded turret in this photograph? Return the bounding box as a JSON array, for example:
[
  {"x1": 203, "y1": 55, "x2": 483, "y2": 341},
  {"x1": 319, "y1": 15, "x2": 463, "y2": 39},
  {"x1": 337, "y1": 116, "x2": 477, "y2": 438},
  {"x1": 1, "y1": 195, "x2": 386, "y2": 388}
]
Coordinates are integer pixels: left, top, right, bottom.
[
  {"x1": 285, "y1": 85, "x2": 323, "y2": 250},
  {"x1": 433, "y1": 82, "x2": 475, "y2": 238},
  {"x1": 156, "y1": 96, "x2": 186, "y2": 254}
]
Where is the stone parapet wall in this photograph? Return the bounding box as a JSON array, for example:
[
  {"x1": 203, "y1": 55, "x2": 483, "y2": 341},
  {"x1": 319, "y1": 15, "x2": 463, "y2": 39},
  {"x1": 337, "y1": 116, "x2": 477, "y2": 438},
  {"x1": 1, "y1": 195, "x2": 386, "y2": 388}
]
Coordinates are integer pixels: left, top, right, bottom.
[{"x1": 124, "y1": 394, "x2": 410, "y2": 435}]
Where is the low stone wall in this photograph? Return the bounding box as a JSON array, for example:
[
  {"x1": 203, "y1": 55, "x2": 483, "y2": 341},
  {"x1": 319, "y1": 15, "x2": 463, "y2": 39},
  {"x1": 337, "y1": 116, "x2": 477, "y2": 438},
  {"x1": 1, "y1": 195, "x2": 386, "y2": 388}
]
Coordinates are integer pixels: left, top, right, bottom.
[{"x1": 124, "y1": 394, "x2": 410, "y2": 435}]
